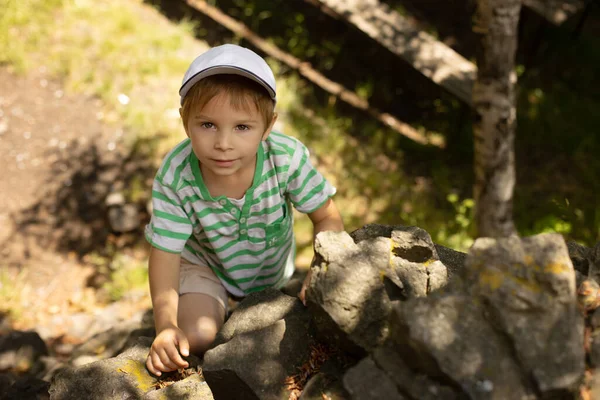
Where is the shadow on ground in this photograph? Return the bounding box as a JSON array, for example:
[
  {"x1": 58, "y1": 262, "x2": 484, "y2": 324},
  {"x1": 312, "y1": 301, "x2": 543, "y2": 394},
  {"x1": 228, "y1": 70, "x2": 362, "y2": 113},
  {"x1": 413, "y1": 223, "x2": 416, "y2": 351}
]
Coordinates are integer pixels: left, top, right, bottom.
[{"x1": 1, "y1": 136, "x2": 157, "y2": 279}]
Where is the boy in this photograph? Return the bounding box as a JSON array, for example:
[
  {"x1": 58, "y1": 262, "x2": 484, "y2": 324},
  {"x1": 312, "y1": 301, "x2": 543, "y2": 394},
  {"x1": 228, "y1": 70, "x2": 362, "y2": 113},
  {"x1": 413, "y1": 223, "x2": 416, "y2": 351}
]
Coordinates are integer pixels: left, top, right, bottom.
[{"x1": 144, "y1": 44, "x2": 344, "y2": 376}]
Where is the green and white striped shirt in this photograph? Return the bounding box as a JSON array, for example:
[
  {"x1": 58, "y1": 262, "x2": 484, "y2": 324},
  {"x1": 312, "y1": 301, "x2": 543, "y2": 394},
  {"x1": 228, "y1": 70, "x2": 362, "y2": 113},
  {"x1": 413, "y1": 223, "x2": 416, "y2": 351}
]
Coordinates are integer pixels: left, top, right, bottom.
[{"x1": 145, "y1": 132, "x2": 336, "y2": 296}]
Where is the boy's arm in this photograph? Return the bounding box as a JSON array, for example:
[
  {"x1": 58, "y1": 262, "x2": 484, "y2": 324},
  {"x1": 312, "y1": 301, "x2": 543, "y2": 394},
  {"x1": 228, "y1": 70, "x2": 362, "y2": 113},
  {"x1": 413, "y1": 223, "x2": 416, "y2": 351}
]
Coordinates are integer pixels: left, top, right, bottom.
[
  {"x1": 147, "y1": 247, "x2": 190, "y2": 375},
  {"x1": 299, "y1": 198, "x2": 344, "y2": 304},
  {"x1": 148, "y1": 247, "x2": 182, "y2": 332},
  {"x1": 307, "y1": 198, "x2": 344, "y2": 236}
]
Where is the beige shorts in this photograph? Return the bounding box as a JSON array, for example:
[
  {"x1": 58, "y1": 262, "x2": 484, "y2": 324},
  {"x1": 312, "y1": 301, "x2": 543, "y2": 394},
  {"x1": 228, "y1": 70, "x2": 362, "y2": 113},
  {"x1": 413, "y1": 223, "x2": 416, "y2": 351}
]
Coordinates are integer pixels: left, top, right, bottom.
[{"x1": 179, "y1": 262, "x2": 228, "y2": 312}]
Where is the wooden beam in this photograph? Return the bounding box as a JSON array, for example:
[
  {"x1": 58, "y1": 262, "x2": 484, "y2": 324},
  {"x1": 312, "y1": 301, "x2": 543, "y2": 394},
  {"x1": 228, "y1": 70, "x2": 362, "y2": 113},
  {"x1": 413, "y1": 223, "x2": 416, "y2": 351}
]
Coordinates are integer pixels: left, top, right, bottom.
[
  {"x1": 523, "y1": 0, "x2": 586, "y2": 25},
  {"x1": 185, "y1": 0, "x2": 443, "y2": 147},
  {"x1": 307, "y1": 0, "x2": 476, "y2": 106}
]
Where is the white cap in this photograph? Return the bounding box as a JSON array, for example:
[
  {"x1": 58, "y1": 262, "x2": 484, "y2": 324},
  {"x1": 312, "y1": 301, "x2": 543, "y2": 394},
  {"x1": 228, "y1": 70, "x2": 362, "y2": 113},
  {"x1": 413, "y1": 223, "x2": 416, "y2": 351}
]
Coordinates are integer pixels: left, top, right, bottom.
[{"x1": 179, "y1": 44, "x2": 276, "y2": 106}]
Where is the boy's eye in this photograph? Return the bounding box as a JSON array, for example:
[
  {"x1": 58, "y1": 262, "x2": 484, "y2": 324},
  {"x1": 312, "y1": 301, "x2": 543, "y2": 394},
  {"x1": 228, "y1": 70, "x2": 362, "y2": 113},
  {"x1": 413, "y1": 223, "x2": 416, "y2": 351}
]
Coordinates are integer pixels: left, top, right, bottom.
[
  {"x1": 236, "y1": 124, "x2": 250, "y2": 131},
  {"x1": 200, "y1": 122, "x2": 214, "y2": 129}
]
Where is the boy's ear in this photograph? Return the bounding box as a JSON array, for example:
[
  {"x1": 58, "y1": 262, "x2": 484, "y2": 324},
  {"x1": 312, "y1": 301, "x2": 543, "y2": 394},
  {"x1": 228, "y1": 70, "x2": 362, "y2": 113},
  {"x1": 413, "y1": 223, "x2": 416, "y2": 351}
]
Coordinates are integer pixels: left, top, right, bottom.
[
  {"x1": 262, "y1": 113, "x2": 278, "y2": 141},
  {"x1": 180, "y1": 107, "x2": 190, "y2": 137}
]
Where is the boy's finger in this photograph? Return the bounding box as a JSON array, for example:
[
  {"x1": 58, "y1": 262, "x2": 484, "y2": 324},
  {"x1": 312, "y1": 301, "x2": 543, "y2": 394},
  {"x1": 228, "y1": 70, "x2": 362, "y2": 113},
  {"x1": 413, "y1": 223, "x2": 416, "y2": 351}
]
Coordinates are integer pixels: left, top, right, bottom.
[
  {"x1": 157, "y1": 348, "x2": 178, "y2": 371},
  {"x1": 177, "y1": 334, "x2": 191, "y2": 358},
  {"x1": 166, "y1": 345, "x2": 189, "y2": 368},
  {"x1": 146, "y1": 354, "x2": 156, "y2": 375},
  {"x1": 148, "y1": 352, "x2": 164, "y2": 376},
  {"x1": 298, "y1": 287, "x2": 307, "y2": 306}
]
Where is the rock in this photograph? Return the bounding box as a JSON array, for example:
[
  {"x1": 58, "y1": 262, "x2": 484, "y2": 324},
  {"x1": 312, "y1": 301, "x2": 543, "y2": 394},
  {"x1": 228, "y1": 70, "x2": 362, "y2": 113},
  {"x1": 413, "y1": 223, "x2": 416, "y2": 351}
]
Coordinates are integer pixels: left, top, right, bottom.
[
  {"x1": 566, "y1": 240, "x2": 590, "y2": 276},
  {"x1": 203, "y1": 289, "x2": 316, "y2": 400},
  {"x1": 299, "y1": 372, "x2": 348, "y2": 400},
  {"x1": 374, "y1": 345, "x2": 458, "y2": 400},
  {"x1": 343, "y1": 357, "x2": 407, "y2": 399},
  {"x1": 0, "y1": 373, "x2": 16, "y2": 397},
  {"x1": 0, "y1": 375, "x2": 50, "y2": 400},
  {"x1": 213, "y1": 288, "x2": 306, "y2": 346},
  {"x1": 589, "y1": 241, "x2": 600, "y2": 282},
  {"x1": 465, "y1": 233, "x2": 585, "y2": 395},
  {"x1": 434, "y1": 244, "x2": 466, "y2": 278},
  {"x1": 69, "y1": 321, "x2": 145, "y2": 362},
  {"x1": 351, "y1": 224, "x2": 454, "y2": 294},
  {"x1": 306, "y1": 231, "x2": 404, "y2": 354},
  {"x1": 107, "y1": 204, "x2": 139, "y2": 232},
  {"x1": 142, "y1": 374, "x2": 213, "y2": 400},
  {"x1": 105, "y1": 192, "x2": 125, "y2": 206},
  {"x1": 390, "y1": 293, "x2": 535, "y2": 399},
  {"x1": 390, "y1": 228, "x2": 449, "y2": 298},
  {"x1": 299, "y1": 357, "x2": 351, "y2": 400},
  {"x1": 49, "y1": 337, "x2": 202, "y2": 400},
  {"x1": 0, "y1": 331, "x2": 48, "y2": 375},
  {"x1": 343, "y1": 344, "x2": 458, "y2": 400}
]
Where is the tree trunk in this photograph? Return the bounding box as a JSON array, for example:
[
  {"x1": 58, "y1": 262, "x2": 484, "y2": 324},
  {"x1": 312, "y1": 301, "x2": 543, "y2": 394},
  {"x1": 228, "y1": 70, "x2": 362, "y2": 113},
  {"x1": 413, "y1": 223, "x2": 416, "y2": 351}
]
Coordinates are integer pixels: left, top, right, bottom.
[{"x1": 473, "y1": 0, "x2": 521, "y2": 238}]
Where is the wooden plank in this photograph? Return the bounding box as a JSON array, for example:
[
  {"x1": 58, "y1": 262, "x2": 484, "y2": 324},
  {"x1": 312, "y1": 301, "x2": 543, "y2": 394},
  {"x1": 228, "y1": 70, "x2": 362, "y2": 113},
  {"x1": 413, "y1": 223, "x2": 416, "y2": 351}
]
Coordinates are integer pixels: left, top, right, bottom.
[
  {"x1": 523, "y1": 0, "x2": 586, "y2": 25},
  {"x1": 185, "y1": 0, "x2": 444, "y2": 147},
  {"x1": 308, "y1": 0, "x2": 476, "y2": 106}
]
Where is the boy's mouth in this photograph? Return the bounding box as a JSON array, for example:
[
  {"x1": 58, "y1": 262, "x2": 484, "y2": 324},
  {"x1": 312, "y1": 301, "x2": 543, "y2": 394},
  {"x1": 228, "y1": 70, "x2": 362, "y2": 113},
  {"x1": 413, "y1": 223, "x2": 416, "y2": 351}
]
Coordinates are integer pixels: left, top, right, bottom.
[{"x1": 212, "y1": 159, "x2": 236, "y2": 167}]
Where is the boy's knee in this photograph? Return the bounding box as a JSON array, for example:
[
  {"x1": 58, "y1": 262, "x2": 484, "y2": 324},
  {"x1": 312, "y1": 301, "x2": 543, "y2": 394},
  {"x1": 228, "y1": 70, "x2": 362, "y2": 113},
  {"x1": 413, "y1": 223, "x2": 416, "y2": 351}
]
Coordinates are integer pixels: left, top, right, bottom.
[{"x1": 184, "y1": 323, "x2": 219, "y2": 354}]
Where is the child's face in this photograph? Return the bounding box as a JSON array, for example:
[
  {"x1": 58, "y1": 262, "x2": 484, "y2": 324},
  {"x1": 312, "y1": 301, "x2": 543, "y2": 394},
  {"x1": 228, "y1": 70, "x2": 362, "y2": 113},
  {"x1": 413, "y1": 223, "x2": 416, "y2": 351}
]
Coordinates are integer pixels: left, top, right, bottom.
[{"x1": 183, "y1": 92, "x2": 276, "y2": 180}]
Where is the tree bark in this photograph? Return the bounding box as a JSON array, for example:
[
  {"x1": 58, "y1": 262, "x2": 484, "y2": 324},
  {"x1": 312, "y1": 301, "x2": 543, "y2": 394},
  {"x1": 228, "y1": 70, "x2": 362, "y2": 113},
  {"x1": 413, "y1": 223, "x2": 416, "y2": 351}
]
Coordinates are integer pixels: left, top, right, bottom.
[{"x1": 473, "y1": 0, "x2": 521, "y2": 238}]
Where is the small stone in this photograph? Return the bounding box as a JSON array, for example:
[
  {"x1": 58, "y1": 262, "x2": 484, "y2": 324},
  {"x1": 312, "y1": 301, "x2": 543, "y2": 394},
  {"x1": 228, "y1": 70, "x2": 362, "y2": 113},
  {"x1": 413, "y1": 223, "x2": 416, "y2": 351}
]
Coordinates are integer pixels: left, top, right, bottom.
[
  {"x1": 108, "y1": 204, "x2": 140, "y2": 233},
  {"x1": 106, "y1": 192, "x2": 126, "y2": 207}
]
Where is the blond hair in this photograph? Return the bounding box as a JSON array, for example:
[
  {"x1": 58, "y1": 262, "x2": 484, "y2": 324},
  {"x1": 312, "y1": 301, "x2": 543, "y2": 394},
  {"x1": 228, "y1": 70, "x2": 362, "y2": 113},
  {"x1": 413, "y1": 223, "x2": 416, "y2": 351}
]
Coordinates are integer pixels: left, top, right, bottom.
[{"x1": 181, "y1": 74, "x2": 275, "y2": 130}]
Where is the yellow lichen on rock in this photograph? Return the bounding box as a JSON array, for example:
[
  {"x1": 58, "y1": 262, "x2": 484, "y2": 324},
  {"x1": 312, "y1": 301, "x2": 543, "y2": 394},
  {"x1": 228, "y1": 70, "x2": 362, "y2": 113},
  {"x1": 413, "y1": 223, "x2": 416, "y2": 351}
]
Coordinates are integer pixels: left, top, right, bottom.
[
  {"x1": 117, "y1": 358, "x2": 157, "y2": 393},
  {"x1": 479, "y1": 269, "x2": 504, "y2": 291},
  {"x1": 544, "y1": 262, "x2": 570, "y2": 275}
]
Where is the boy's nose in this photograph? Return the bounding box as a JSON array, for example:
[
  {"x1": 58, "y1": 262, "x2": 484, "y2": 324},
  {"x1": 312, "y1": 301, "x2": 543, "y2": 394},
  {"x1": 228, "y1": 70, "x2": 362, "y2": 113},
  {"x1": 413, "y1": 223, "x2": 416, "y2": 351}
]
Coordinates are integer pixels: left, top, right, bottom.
[{"x1": 215, "y1": 132, "x2": 233, "y2": 150}]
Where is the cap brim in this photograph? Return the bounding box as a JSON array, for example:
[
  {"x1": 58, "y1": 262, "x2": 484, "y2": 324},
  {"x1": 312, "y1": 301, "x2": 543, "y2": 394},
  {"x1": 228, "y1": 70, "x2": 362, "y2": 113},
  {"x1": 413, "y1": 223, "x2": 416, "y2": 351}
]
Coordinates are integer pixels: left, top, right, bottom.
[{"x1": 179, "y1": 66, "x2": 276, "y2": 105}]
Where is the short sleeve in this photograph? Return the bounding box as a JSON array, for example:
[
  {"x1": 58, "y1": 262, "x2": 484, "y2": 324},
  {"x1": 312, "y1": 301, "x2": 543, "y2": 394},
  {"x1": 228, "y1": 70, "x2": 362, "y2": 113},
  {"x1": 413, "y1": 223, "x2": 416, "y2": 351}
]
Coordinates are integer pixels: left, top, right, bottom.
[
  {"x1": 145, "y1": 178, "x2": 193, "y2": 253},
  {"x1": 286, "y1": 141, "x2": 336, "y2": 213}
]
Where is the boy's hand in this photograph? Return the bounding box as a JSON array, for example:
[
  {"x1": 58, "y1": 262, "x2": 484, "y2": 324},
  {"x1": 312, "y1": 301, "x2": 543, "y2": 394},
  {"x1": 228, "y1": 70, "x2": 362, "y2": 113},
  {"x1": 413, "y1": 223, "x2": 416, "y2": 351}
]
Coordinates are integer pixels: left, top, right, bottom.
[
  {"x1": 298, "y1": 265, "x2": 313, "y2": 306},
  {"x1": 146, "y1": 326, "x2": 190, "y2": 376}
]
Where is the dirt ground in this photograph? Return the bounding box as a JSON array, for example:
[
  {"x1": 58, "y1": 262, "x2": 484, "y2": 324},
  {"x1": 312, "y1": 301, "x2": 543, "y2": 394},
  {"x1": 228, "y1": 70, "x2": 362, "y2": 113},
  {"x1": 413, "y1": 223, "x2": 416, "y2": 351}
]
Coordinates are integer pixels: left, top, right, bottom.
[{"x1": 0, "y1": 65, "x2": 152, "y2": 344}]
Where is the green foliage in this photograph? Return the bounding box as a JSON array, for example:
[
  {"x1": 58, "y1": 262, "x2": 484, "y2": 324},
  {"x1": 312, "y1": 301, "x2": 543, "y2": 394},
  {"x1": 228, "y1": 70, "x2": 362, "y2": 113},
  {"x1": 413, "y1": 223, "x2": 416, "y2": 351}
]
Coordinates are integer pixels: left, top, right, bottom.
[
  {"x1": 513, "y1": 27, "x2": 600, "y2": 246},
  {"x1": 0, "y1": 268, "x2": 29, "y2": 320},
  {"x1": 102, "y1": 254, "x2": 148, "y2": 302}
]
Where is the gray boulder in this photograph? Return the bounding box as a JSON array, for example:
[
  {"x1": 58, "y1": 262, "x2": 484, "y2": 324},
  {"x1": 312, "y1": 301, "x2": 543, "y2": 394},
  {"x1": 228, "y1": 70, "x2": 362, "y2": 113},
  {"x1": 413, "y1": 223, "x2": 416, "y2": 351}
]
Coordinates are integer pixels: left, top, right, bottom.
[
  {"x1": 351, "y1": 223, "x2": 465, "y2": 278},
  {"x1": 464, "y1": 234, "x2": 584, "y2": 395},
  {"x1": 142, "y1": 374, "x2": 213, "y2": 400},
  {"x1": 390, "y1": 293, "x2": 536, "y2": 399},
  {"x1": 344, "y1": 357, "x2": 407, "y2": 399},
  {"x1": 0, "y1": 330, "x2": 48, "y2": 375},
  {"x1": 389, "y1": 228, "x2": 449, "y2": 297},
  {"x1": 203, "y1": 289, "x2": 317, "y2": 400},
  {"x1": 343, "y1": 344, "x2": 458, "y2": 400},
  {"x1": 306, "y1": 231, "x2": 404, "y2": 354},
  {"x1": 49, "y1": 337, "x2": 205, "y2": 400}
]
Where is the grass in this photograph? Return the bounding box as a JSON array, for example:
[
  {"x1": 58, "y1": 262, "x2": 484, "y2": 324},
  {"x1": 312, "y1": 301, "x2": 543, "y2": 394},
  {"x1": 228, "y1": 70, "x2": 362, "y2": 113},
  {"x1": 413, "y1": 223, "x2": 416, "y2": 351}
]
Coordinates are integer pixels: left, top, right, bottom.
[
  {"x1": 103, "y1": 254, "x2": 149, "y2": 302},
  {"x1": 0, "y1": 0, "x2": 204, "y2": 153},
  {"x1": 0, "y1": 268, "x2": 31, "y2": 322}
]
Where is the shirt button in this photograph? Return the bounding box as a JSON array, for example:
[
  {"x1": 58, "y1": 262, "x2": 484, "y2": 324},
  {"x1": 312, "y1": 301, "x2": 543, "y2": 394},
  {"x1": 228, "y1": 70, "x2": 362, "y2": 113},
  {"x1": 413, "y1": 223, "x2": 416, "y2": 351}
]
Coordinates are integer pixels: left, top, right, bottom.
[
  {"x1": 230, "y1": 208, "x2": 238, "y2": 215},
  {"x1": 239, "y1": 217, "x2": 246, "y2": 223},
  {"x1": 240, "y1": 229, "x2": 247, "y2": 235},
  {"x1": 219, "y1": 199, "x2": 226, "y2": 206}
]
